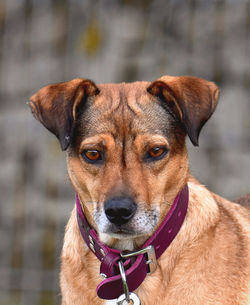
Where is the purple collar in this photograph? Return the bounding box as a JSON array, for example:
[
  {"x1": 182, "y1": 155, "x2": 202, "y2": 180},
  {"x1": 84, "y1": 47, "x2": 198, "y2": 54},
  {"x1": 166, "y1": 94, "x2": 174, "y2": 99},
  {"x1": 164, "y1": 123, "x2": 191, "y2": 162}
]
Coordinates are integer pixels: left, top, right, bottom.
[{"x1": 76, "y1": 184, "x2": 189, "y2": 300}]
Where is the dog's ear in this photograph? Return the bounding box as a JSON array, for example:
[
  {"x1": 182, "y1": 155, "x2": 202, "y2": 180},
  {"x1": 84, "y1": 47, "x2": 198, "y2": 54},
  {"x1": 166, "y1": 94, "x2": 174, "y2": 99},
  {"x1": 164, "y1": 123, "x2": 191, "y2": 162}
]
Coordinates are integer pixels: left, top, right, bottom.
[
  {"x1": 147, "y1": 76, "x2": 219, "y2": 146},
  {"x1": 29, "y1": 78, "x2": 100, "y2": 150}
]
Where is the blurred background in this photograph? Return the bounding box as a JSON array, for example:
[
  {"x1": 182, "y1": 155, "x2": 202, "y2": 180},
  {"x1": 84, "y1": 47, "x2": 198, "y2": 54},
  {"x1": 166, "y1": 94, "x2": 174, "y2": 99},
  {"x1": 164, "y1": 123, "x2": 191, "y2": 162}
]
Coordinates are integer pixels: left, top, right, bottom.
[{"x1": 0, "y1": 0, "x2": 249, "y2": 304}]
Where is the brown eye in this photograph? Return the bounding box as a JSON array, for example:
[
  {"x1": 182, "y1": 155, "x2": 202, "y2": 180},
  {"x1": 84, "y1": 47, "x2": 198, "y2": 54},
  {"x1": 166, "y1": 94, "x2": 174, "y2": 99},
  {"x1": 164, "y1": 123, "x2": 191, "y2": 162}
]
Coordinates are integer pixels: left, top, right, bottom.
[
  {"x1": 146, "y1": 147, "x2": 168, "y2": 162},
  {"x1": 82, "y1": 150, "x2": 103, "y2": 163}
]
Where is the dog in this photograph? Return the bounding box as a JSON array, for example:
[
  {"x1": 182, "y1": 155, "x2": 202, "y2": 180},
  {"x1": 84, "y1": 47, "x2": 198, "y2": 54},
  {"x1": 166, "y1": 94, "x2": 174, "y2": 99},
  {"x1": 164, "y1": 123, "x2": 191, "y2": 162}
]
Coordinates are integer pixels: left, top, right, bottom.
[{"x1": 29, "y1": 75, "x2": 250, "y2": 305}]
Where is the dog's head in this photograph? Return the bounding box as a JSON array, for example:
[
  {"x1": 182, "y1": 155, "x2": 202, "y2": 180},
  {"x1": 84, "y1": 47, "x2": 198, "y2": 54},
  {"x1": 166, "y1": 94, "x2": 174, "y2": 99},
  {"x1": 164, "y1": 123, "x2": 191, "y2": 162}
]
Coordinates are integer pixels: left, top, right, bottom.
[{"x1": 29, "y1": 76, "x2": 219, "y2": 249}]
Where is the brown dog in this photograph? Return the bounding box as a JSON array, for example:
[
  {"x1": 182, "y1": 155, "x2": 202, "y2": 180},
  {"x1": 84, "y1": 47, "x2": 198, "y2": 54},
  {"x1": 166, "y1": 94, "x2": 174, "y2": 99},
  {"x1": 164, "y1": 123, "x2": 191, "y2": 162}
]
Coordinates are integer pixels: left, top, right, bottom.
[{"x1": 29, "y1": 76, "x2": 250, "y2": 305}]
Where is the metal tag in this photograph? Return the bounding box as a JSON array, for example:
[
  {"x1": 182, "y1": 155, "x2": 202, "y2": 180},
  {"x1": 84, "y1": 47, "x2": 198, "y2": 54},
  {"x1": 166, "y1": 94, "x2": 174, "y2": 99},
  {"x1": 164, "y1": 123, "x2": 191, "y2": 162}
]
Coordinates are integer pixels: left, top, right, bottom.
[{"x1": 117, "y1": 292, "x2": 141, "y2": 305}]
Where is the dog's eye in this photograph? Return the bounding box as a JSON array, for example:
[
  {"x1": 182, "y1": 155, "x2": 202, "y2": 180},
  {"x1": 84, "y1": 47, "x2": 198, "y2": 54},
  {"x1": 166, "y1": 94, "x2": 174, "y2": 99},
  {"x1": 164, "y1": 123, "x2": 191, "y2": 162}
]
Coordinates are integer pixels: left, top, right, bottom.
[
  {"x1": 82, "y1": 150, "x2": 103, "y2": 163},
  {"x1": 146, "y1": 147, "x2": 168, "y2": 162}
]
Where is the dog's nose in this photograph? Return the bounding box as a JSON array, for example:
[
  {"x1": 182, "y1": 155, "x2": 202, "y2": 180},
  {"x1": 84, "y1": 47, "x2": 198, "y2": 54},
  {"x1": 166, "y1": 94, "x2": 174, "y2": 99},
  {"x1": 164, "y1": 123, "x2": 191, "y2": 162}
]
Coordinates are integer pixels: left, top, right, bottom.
[{"x1": 104, "y1": 197, "x2": 137, "y2": 225}]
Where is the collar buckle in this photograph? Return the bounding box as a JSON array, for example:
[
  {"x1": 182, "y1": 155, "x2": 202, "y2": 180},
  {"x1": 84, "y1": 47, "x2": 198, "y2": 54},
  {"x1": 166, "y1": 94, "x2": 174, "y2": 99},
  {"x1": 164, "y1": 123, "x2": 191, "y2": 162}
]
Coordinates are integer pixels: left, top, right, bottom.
[{"x1": 120, "y1": 245, "x2": 157, "y2": 274}]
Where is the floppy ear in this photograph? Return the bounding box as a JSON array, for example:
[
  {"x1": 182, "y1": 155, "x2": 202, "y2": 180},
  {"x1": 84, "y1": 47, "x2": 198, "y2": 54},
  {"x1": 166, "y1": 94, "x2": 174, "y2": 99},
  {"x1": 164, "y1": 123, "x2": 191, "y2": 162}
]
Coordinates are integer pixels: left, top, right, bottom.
[
  {"x1": 29, "y1": 78, "x2": 100, "y2": 150},
  {"x1": 147, "y1": 75, "x2": 220, "y2": 146}
]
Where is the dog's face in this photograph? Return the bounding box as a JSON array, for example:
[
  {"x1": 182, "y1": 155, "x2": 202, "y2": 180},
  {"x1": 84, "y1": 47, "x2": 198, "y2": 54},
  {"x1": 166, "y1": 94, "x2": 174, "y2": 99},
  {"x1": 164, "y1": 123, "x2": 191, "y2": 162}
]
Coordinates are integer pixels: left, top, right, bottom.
[
  {"x1": 66, "y1": 82, "x2": 189, "y2": 246},
  {"x1": 29, "y1": 76, "x2": 219, "y2": 248}
]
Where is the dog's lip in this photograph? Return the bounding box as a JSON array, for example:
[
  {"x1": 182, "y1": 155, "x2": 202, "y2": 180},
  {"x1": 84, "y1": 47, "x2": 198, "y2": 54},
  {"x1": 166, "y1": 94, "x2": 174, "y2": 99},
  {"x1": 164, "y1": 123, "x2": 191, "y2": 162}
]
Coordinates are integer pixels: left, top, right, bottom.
[
  {"x1": 112, "y1": 228, "x2": 134, "y2": 234},
  {"x1": 107, "y1": 231, "x2": 140, "y2": 240},
  {"x1": 106, "y1": 225, "x2": 137, "y2": 235}
]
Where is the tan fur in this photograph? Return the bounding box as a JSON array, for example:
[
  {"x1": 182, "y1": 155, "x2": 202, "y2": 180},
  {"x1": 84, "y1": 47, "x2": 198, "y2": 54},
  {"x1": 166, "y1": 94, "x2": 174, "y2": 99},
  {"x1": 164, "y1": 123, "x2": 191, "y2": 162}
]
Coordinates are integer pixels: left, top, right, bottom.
[
  {"x1": 29, "y1": 76, "x2": 250, "y2": 305},
  {"x1": 60, "y1": 179, "x2": 250, "y2": 305}
]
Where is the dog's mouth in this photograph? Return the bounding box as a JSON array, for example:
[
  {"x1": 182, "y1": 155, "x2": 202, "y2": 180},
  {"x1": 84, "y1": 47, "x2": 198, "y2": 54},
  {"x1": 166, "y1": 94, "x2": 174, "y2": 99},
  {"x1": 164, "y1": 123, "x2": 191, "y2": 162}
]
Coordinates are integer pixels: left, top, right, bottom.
[
  {"x1": 105, "y1": 223, "x2": 138, "y2": 236},
  {"x1": 112, "y1": 228, "x2": 132, "y2": 234},
  {"x1": 98, "y1": 218, "x2": 157, "y2": 241}
]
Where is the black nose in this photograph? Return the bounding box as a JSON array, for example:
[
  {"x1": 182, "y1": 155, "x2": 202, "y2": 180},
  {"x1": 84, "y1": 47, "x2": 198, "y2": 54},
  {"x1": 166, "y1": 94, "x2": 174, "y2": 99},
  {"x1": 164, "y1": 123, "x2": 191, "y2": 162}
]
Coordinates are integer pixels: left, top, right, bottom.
[{"x1": 104, "y1": 197, "x2": 137, "y2": 225}]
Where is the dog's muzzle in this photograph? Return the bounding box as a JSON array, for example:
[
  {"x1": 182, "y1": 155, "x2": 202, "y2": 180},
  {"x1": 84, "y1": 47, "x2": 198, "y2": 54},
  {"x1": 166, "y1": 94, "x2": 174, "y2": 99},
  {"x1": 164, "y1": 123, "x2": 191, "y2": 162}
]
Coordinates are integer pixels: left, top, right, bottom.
[{"x1": 104, "y1": 196, "x2": 137, "y2": 226}]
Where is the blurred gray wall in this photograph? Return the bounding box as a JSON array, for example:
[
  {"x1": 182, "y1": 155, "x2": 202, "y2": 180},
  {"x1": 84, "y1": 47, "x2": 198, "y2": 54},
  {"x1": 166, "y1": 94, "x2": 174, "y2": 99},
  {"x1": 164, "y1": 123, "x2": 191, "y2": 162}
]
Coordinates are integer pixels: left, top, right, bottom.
[{"x1": 0, "y1": 1, "x2": 249, "y2": 305}]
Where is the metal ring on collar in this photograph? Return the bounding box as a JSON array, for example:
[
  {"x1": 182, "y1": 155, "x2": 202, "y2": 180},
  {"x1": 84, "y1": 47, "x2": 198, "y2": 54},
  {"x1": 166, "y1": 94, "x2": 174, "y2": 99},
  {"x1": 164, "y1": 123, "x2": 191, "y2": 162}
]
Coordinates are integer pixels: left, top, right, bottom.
[{"x1": 118, "y1": 260, "x2": 130, "y2": 303}]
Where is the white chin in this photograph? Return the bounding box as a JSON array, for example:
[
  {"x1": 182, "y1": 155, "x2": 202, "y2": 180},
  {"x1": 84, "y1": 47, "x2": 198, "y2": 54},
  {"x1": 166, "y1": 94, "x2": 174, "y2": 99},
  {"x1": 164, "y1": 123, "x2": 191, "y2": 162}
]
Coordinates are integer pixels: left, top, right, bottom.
[
  {"x1": 98, "y1": 232, "x2": 138, "y2": 250},
  {"x1": 99, "y1": 233, "x2": 135, "y2": 251}
]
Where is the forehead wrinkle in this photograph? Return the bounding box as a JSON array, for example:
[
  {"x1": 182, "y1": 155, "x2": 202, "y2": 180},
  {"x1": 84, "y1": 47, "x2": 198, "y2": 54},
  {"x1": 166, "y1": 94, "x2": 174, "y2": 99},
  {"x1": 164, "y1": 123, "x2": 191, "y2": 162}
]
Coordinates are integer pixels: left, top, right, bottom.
[
  {"x1": 103, "y1": 90, "x2": 130, "y2": 153},
  {"x1": 95, "y1": 86, "x2": 121, "y2": 117},
  {"x1": 80, "y1": 82, "x2": 175, "y2": 146},
  {"x1": 123, "y1": 82, "x2": 174, "y2": 139},
  {"x1": 126, "y1": 82, "x2": 151, "y2": 118},
  {"x1": 94, "y1": 82, "x2": 151, "y2": 125}
]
